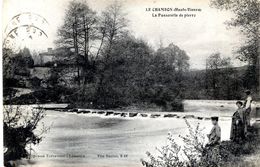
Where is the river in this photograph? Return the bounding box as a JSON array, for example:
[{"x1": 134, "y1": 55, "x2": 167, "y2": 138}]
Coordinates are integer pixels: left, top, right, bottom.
[{"x1": 19, "y1": 100, "x2": 239, "y2": 167}]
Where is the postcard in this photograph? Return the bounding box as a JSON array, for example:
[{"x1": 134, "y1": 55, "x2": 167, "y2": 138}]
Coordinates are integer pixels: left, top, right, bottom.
[{"x1": 2, "y1": 0, "x2": 260, "y2": 166}]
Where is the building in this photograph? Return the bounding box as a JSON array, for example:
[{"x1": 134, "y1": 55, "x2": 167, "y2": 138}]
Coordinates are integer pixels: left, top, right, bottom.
[{"x1": 36, "y1": 48, "x2": 55, "y2": 65}]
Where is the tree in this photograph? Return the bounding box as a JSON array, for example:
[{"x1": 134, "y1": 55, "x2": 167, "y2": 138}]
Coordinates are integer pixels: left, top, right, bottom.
[
  {"x1": 206, "y1": 53, "x2": 234, "y2": 99},
  {"x1": 3, "y1": 47, "x2": 34, "y2": 78},
  {"x1": 100, "y1": 1, "x2": 128, "y2": 57},
  {"x1": 94, "y1": 1, "x2": 128, "y2": 106},
  {"x1": 56, "y1": 0, "x2": 98, "y2": 84},
  {"x1": 135, "y1": 43, "x2": 189, "y2": 110},
  {"x1": 92, "y1": 36, "x2": 189, "y2": 110},
  {"x1": 154, "y1": 43, "x2": 190, "y2": 97},
  {"x1": 93, "y1": 35, "x2": 152, "y2": 108},
  {"x1": 3, "y1": 48, "x2": 15, "y2": 79},
  {"x1": 3, "y1": 47, "x2": 34, "y2": 90},
  {"x1": 4, "y1": 106, "x2": 49, "y2": 167},
  {"x1": 210, "y1": 0, "x2": 260, "y2": 92},
  {"x1": 53, "y1": 1, "x2": 190, "y2": 109},
  {"x1": 78, "y1": 2, "x2": 98, "y2": 84}
]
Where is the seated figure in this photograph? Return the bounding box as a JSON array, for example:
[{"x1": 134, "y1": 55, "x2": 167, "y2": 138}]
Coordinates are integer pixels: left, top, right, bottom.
[{"x1": 206, "y1": 116, "x2": 221, "y2": 147}]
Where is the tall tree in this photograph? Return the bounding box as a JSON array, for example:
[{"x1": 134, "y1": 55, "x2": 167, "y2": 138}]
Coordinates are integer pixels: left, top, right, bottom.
[
  {"x1": 206, "y1": 53, "x2": 233, "y2": 99},
  {"x1": 152, "y1": 44, "x2": 190, "y2": 101},
  {"x1": 100, "y1": 1, "x2": 128, "y2": 58},
  {"x1": 210, "y1": 0, "x2": 260, "y2": 92},
  {"x1": 94, "y1": 1, "x2": 128, "y2": 103},
  {"x1": 56, "y1": 0, "x2": 98, "y2": 84},
  {"x1": 93, "y1": 36, "x2": 152, "y2": 108}
]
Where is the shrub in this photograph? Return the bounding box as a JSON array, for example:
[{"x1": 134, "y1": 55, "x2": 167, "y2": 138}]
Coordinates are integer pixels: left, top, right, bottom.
[
  {"x1": 3, "y1": 105, "x2": 49, "y2": 167},
  {"x1": 141, "y1": 119, "x2": 206, "y2": 167},
  {"x1": 29, "y1": 77, "x2": 42, "y2": 88},
  {"x1": 141, "y1": 120, "x2": 259, "y2": 167}
]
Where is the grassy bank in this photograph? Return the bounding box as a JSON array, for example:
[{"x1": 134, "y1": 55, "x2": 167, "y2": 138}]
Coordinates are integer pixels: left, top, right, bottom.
[{"x1": 141, "y1": 120, "x2": 260, "y2": 167}]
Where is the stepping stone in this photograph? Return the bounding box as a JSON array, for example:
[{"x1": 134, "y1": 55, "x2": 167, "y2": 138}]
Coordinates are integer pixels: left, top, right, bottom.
[
  {"x1": 97, "y1": 111, "x2": 105, "y2": 114},
  {"x1": 129, "y1": 113, "x2": 138, "y2": 117},
  {"x1": 150, "y1": 114, "x2": 161, "y2": 118},
  {"x1": 164, "y1": 114, "x2": 177, "y2": 118},
  {"x1": 105, "y1": 111, "x2": 114, "y2": 116},
  {"x1": 82, "y1": 110, "x2": 91, "y2": 114},
  {"x1": 121, "y1": 113, "x2": 127, "y2": 117},
  {"x1": 183, "y1": 115, "x2": 194, "y2": 119},
  {"x1": 140, "y1": 113, "x2": 148, "y2": 117}
]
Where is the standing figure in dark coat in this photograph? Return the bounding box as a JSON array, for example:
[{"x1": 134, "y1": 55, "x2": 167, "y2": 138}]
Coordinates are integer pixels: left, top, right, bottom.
[{"x1": 230, "y1": 101, "x2": 245, "y2": 142}]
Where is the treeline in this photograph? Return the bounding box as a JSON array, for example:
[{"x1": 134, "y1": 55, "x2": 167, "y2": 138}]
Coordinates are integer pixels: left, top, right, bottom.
[
  {"x1": 3, "y1": 0, "x2": 258, "y2": 110},
  {"x1": 3, "y1": 48, "x2": 34, "y2": 97},
  {"x1": 184, "y1": 53, "x2": 257, "y2": 100}
]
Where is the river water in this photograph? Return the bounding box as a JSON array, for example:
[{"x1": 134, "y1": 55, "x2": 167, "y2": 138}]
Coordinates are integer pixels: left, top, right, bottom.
[{"x1": 19, "y1": 100, "x2": 239, "y2": 167}]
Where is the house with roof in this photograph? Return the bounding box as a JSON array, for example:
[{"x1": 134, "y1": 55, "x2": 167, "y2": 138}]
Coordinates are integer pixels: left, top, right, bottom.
[{"x1": 38, "y1": 48, "x2": 55, "y2": 65}]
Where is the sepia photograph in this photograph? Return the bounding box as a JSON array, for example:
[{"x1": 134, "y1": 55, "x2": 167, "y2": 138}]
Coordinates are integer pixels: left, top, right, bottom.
[{"x1": 1, "y1": 0, "x2": 260, "y2": 166}]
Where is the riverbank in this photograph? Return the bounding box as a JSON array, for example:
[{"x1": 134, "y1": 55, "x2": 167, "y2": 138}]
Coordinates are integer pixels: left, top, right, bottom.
[
  {"x1": 6, "y1": 100, "x2": 259, "y2": 167},
  {"x1": 141, "y1": 120, "x2": 260, "y2": 167},
  {"x1": 214, "y1": 133, "x2": 260, "y2": 167}
]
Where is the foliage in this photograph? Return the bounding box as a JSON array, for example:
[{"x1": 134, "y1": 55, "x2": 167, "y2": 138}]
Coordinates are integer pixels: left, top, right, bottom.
[
  {"x1": 3, "y1": 47, "x2": 35, "y2": 103},
  {"x1": 141, "y1": 119, "x2": 206, "y2": 167},
  {"x1": 29, "y1": 77, "x2": 42, "y2": 88},
  {"x1": 179, "y1": 120, "x2": 205, "y2": 165},
  {"x1": 10, "y1": 87, "x2": 73, "y2": 105},
  {"x1": 4, "y1": 0, "x2": 257, "y2": 107},
  {"x1": 205, "y1": 53, "x2": 240, "y2": 99},
  {"x1": 56, "y1": 0, "x2": 98, "y2": 55},
  {"x1": 210, "y1": 0, "x2": 259, "y2": 63},
  {"x1": 54, "y1": 32, "x2": 188, "y2": 109},
  {"x1": 55, "y1": 0, "x2": 128, "y2": 85},
  {"x1": 3, "y1": 47, "x2": 34, "y2": 79},
  {"x1": 55, "y1": 0, "x2": 98, "y2": 85},
  {"x1": 141, "y1": 120, "x2": 259, "y2": 167},
  {"x1": 3, "y1": 105, "x2": 49, "y2": 166},
  {"x1": 210, "y1": 0, "x2": 260, "y2": 90},
  {"x1": 242, "y1": 65, "x2": 258, "y2": 90},
  {"x1": 92, "y1": 36, "x2": 188, "y2": 109},
  {"x1": 184, "y1": 53, "x2": 245, "y2": 100}
]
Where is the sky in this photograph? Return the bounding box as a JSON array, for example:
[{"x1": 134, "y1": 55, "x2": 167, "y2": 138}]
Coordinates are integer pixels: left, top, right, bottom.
[{"x1": 2, "y1": 0, "x2": 247, "y2": 69}]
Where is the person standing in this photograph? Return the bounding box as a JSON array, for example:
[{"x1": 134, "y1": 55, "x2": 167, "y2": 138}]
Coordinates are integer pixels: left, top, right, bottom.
[
  {"x1": 243, "y1": 90, "x2": 253, "y2": 135},
  {"x1": 230, "y1": 101, "x2": 245, "y2": 142}
]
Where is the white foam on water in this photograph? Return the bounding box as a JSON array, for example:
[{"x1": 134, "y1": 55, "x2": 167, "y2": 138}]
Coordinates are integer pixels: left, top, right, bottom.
[{"x1": 9, "y1": 100, "x2": 239, "y2": 167}]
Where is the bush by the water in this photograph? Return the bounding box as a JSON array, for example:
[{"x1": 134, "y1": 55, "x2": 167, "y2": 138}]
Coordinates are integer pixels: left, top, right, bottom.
[
  {"x1": 141, "y1": 119, "x2": 260, "y2": 167},
  {"x1": 3, "y1": 106, "x2": 49, "y2": 167}
]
